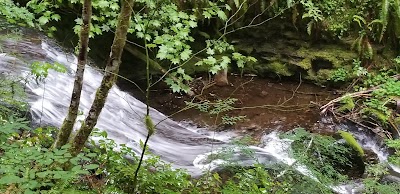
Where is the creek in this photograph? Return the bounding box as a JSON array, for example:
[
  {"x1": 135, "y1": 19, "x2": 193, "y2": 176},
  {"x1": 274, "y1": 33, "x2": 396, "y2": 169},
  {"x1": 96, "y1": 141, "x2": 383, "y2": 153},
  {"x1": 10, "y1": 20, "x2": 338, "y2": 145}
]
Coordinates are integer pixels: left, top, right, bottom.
[{"x1": 0, "y1": 29, "x2": 398, "y2": 193}]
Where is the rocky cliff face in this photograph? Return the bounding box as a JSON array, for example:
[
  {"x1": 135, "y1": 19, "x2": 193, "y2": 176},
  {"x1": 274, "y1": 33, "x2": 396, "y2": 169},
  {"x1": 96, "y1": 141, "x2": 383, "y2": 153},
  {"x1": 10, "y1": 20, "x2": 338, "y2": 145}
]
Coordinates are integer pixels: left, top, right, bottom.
[{"x1": 231, "y1": 24, "x2": 360, "y2": 84}]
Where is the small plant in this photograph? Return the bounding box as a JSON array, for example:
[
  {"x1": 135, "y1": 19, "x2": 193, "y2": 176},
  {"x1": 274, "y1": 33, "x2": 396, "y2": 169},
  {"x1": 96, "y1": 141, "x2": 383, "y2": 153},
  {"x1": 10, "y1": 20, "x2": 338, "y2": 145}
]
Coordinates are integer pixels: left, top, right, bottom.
[
  {"x1": 186, "y1": 98, "x2": 246, "y2": 127},
  {"x1": 0, "y1": 119, "x2": 98, "y2": 193},
  {"x1": 282, "y1": 128, "x2": 353, "y2": 184}
]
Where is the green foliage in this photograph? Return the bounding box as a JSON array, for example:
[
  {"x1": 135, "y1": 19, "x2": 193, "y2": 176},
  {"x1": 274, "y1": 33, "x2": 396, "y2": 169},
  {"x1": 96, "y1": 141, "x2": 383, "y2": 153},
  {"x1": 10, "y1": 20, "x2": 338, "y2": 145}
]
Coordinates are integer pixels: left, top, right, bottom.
[
  {"x1": 386, "y1": 139, "x2": 400, "y2": 166},
  {"x1": 30, "y1": 61, "x2": 67, "y2": 82},
  {"x1": 0, "y1": 0, "x2": 61, "y2": 35},
  {"x1": 0, "y1": 120, "x2": 96, "y2": 194},
  {"x1": 332, "y1": 62, "x2": 400, "y2": 128},
  {"x1": 0, "y1": 76, "x2": 27, "y2": 118},
  {"x1": 338, "y1": 130, "x2": 364, "y2": 156},
  {"x1": 220, "y1": 164, "x2": 289, "y2": 194},
  {"x1": 186, "y1": 98, "x2": 245, "y2": 126},
  {"x1": 282, "y1": 128, "x2": 352, "y2": 184},
  {"x1": 363, "y1": 163, "x2": 400, "y2": 194},
  {"x1": 86, "y1": 130, "x2": 192, "y2": 193},
  {"x1": 337, "y1": 95, "x2": 355, "y2": 113},
  {"x1": 329, "y1": 67, "x2": 350, "y2": 82},
  {"x1": 329, "y1": 59, "x2": 367, "y2": 83}
]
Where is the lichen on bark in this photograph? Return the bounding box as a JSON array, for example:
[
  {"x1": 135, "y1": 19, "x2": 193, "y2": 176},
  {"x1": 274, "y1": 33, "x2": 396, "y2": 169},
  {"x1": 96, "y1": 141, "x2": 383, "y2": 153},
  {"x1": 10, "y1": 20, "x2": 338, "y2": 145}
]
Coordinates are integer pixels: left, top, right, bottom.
[{"x1": 70, "y1": 0, "x2": 135, "y2": 155}]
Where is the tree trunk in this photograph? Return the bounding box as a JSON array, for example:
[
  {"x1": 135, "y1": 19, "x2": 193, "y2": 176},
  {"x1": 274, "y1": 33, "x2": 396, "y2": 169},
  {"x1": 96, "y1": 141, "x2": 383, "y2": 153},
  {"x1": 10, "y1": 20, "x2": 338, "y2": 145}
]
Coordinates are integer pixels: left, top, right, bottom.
[
  {"x1": 53, "y1": 0, "x2": 92, "y2": 148},
  {"x1": 215, "y1": 68, "x2": 229, "y2": 86},
  {"x1": 70, "y1": 0, "x2": 135, "y2": 155}
]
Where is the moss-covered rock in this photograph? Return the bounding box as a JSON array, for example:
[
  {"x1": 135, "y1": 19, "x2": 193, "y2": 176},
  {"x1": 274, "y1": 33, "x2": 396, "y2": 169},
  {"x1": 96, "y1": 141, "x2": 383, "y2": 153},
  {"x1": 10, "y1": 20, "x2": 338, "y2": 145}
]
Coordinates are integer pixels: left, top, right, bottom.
[{"x1": 232, "y1": 27, "x2": 359, "y2": 84}]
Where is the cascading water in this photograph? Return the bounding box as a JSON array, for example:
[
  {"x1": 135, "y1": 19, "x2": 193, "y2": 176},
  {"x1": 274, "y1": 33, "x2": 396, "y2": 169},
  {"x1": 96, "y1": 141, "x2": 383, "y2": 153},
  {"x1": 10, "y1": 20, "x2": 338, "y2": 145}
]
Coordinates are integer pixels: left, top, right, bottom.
[{"x1": 1, "y1": 31, "x2": 398, "y2": 193}]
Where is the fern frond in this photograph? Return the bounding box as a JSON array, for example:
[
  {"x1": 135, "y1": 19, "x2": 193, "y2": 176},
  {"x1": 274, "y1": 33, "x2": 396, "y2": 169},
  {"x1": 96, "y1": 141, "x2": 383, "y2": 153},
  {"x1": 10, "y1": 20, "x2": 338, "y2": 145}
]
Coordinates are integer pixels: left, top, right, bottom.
[
  {"x1": 353, "y1": 15, "x2": 366, "y2": 28},
  {"x1": 394, "y1": 0, "x2": 400, "y2": 38},
  {"x1": 379, "y1": 0, "x2": 390, "y2": 41}
]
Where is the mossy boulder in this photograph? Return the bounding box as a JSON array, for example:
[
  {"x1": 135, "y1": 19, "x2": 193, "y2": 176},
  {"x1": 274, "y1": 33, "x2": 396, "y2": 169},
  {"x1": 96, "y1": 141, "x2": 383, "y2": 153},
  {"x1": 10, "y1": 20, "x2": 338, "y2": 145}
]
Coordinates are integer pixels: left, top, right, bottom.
[{"x1": 231, "y1": 26, "x2": 359, "y2": 84}]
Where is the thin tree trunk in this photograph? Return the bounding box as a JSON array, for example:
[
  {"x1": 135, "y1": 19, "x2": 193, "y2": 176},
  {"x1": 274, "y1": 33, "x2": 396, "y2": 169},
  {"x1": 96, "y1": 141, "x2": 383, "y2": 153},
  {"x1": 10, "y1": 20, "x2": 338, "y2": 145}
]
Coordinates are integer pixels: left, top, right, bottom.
[
  {"x1": 53, "y1": 0, "x2": 92, "y2": 148},
  {"x1": 215, "y1": 68, "x2": 229, "y2": 86},
  {"x1": 70, "y1": 0, "x2": 135, "y2": 155}
]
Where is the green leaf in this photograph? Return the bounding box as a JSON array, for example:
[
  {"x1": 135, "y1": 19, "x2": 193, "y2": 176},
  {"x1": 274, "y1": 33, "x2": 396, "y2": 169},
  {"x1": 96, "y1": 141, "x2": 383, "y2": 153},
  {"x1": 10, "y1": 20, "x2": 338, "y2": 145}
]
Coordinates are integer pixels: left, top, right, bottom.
[
  {"x1": 203, "y1": 11, "x2": 212, "y2": 19},
  {"x1": 84, "y1": 164, "x2": 99, "y2": 170},
  {"x1": 217, "y1": 10, "x2": 227, "y2": 21},
  {"x1": 177, "y1": 68, "x2": 185, "y2": 75},
  {"x1": 204, "y1": 56, "x2": 217, "y2": 65},
  {"x1": 97, "y1": 0, "x2": 109, "y2": 8},
  {"x1": 110, "y1": 3, "x2": 119, "y2": 10},
  {"x1": 206, "y1": 48, "x2": 215, "y2": 55},
  {"x1": 38, "y1": 16, "x2": 49, "y2": 25},
  {"x1": 188, "y1": 20, "x2": 197, "y2": 28},
  {"x1": 51, "y1": 14, "x2": 61, "y2": 21},
  {"x1": 37, "y1": 171, "x2": 51, "y2": 178},
  {"x1": 171, "y1": 84, "x2": 182, "y2": 93},
  {"x1": 180, "y1": 49, "x2": 192, "y2": 61},
  {"x1": 0, "y1": 175, "x2": 24, "y2": 184},
  {"x1": 210, "y1": 65, "x2": 221, "y2": 74},
  {"x1": 234, "y1": 0, "x2": 240, "y2": 8},
  {"x1": 146, "y1": 44, "x2": 157, "y2": 48}
]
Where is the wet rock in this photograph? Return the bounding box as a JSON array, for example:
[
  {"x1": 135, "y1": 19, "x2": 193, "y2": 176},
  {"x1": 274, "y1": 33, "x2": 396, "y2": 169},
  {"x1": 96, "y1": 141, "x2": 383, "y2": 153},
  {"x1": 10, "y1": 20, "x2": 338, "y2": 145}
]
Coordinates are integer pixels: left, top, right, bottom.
[
  {"x1": 363, "y1": 149, "x2": 379, "y2": 164},
  {"x1": 381, "y1": 175, "x2": 400, "y2": 184},
  {"x1": 310, "y1": 120, "x2": 337, "y2": 136}
]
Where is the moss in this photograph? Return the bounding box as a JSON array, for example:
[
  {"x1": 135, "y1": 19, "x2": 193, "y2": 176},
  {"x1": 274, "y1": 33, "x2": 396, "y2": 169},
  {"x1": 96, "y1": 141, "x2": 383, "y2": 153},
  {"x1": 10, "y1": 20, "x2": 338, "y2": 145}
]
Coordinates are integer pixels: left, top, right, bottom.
[
  {"x1": 298, "y1": 58, "x2": 312, "y2": 70},
  {"x1": 338, "y1": 130, "x2": 364, "y2": 157},
  {"x1": 305, "y1": 69, "x2": 334, "y2": 85},
  {"x1": 296, "y1": 46, "x2": 357, "y2": 69},
  {"x1": 337, "y1": 95, "x2": 355, "y2": 112},
  {"x1": 266, "y1": 62, "x2": 294, "y2": 76}
]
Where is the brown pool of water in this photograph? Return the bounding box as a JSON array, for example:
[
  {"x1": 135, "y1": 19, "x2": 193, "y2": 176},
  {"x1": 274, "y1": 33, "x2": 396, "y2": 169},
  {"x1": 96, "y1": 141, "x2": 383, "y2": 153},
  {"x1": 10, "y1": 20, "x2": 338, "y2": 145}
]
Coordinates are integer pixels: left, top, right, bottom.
[{"x1": 121, "y1": 75, "x2": 336, "y2": 138}]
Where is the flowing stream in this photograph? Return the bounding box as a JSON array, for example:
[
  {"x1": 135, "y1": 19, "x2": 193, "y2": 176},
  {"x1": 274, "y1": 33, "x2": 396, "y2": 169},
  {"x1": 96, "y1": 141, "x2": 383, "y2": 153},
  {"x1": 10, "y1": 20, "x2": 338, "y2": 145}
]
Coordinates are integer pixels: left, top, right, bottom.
[{"x1": 0, "y1": 30, "x2": 397, "y2": 193}]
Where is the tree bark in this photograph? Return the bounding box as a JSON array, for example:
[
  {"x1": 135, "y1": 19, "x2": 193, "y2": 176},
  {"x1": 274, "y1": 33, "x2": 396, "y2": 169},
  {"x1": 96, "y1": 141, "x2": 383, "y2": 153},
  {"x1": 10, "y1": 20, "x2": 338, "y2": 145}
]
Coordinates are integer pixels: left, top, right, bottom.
[
  {"x1": 53, "y1": 0, "x2": 92, "y2": 148},
  {"x1": 215, "y1": 68, "x2": 229, "y2": 86},
  {"x1": 70, "y1": 0, "x2": 135, "y2": 155}
]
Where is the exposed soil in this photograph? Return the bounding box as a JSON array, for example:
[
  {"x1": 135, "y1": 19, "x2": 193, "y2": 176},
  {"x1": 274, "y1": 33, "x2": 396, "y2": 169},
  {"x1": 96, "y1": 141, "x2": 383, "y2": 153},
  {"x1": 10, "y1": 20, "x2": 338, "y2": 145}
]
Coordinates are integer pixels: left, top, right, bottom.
[{"x1": 119, "y1": 74, "x2": 337, "y2": 138}]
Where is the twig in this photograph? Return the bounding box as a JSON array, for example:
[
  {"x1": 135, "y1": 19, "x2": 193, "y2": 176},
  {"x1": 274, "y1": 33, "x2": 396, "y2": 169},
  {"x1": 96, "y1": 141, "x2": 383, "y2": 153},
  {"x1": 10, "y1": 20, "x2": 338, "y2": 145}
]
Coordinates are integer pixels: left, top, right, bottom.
[
  {"x1": 320, "y1": 88, "x2": 376, "y2": 114},
  {"x1": 280, "y1": 74, "x2": 302, "y2": 106}
]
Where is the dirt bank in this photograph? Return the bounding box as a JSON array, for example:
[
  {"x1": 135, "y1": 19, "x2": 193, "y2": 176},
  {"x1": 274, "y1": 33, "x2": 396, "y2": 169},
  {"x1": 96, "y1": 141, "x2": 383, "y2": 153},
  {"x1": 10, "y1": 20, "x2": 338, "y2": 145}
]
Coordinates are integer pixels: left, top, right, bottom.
[{"x1": 119, "y1": 74, "x2": 336, "y2": 138}]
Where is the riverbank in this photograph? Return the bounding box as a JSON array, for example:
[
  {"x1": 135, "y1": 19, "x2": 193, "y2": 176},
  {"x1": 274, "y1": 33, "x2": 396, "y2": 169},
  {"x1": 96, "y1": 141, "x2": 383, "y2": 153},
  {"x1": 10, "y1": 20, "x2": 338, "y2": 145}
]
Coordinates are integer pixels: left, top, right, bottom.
[{"x1": 119, "y1": 74, "x2": 337, "y2": 139}]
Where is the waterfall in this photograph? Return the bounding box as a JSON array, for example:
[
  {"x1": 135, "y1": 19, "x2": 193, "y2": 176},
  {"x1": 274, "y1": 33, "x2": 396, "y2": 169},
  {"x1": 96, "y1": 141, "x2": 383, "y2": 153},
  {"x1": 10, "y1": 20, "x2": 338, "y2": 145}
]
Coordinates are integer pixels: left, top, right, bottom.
[{"x1": 1, "y1": 31, "x2": 398, "y2": 193}]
